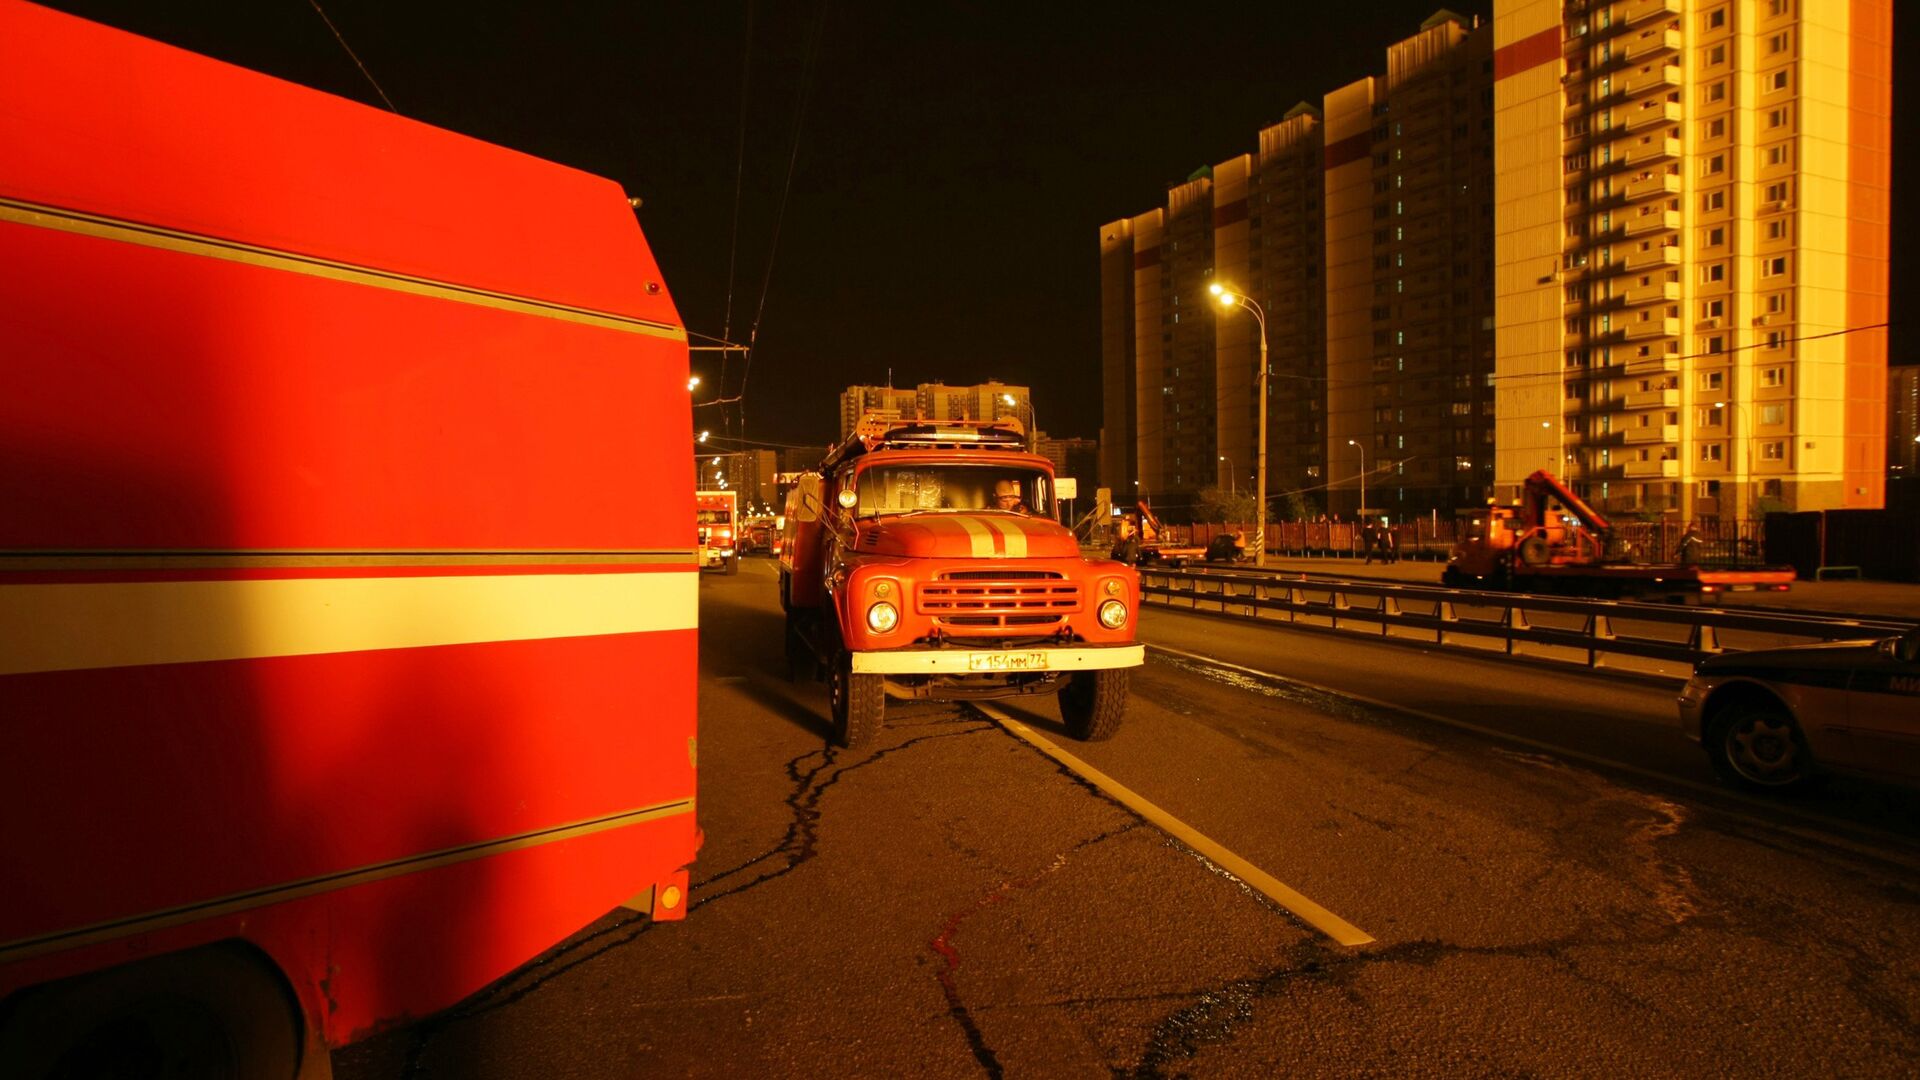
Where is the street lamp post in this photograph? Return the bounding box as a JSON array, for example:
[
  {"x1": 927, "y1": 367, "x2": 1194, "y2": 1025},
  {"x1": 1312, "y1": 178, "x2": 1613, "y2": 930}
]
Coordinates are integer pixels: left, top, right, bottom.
[
  {"x1": 1347, "y1": 439, "x2": 1366, "y2": 521},
  {"x1": 1211, "y1": 283, "x2": 1268, "y2": 567},
  {"x1": 1219, "y1": 455, "x2": 1236, "y2": 497}
]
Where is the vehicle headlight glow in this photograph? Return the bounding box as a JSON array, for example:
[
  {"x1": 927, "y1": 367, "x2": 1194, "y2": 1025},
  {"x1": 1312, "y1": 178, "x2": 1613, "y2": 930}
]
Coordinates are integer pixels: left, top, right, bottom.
[
  {"x1": 867, "y1": 601, "x2": 899, "y2": 633},
  {"x1": 1098, "y1": 599, "x2": 1128, "y2": 629}
]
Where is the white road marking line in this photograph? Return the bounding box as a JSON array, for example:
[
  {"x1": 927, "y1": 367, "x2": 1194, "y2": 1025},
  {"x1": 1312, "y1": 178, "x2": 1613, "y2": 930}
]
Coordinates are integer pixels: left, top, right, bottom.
[
  {"x1": 970, "y1": 700, "x2": 1375, "y2": 948},
  {"x1": 1146, "y1": 642, "x2": 1920, "y2": 868}
]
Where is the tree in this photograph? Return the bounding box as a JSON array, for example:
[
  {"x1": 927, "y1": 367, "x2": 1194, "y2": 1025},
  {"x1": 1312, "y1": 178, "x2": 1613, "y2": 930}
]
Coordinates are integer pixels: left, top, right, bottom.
[
  {"x1": 1280, "y1": 490, "x2": 1321, "y2": 523},
  {"x1": 1193, "y1": 485, "x2": 1259, "y2": 524}
]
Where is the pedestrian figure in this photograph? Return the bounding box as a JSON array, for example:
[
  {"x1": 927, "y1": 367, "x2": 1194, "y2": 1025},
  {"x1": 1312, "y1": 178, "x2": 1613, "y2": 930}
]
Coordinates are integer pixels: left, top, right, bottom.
[{"x1": 1362, "y1": 521, "x2": 1380, "y2": 565}]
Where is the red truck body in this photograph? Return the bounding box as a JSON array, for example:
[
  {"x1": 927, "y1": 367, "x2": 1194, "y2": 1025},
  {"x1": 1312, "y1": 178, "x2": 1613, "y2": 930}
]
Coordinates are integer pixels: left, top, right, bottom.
[
  {"x1": 0, "y1": 3, "x2": 697, "y2": 1070},
  {"x1": 780, "y1": 419, "x2": 1142, "y2": 747}
]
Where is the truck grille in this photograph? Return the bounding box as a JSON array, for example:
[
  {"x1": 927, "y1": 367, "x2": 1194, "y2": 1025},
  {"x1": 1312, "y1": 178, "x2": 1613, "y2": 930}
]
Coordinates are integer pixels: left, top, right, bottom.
[{"x1": 918, "y1": 572, "x2": 1081, "y2": 629}]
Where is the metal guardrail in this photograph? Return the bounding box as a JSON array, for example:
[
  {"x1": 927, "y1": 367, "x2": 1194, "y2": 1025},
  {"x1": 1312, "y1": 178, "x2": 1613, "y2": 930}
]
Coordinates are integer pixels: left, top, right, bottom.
[{"x1": 1139, "y1": 567, "x2": 1915, "y2": 678}]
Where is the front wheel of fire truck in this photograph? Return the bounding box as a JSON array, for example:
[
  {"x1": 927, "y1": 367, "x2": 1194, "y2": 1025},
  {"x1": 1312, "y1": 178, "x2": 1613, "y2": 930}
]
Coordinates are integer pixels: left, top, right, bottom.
[
  {"x1": 828, "y1": 652, "x2": 884, "y2": 749},
  {"x1": 1059, "y1": 669, "x2": 1129, "y2": 742}
]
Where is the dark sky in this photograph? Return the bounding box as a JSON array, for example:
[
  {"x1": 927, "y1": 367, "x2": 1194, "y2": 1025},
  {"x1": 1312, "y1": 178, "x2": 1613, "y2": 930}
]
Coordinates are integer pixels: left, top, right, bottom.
[{"x1": 38, "y1": 2, "x2": 1919, "y2": 452}]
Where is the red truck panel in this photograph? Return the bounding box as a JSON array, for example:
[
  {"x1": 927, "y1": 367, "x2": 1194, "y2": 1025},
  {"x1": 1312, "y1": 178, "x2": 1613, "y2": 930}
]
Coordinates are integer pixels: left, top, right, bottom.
[{"x1": 0, "y1": 1, "x2": 676, "y2": 326}]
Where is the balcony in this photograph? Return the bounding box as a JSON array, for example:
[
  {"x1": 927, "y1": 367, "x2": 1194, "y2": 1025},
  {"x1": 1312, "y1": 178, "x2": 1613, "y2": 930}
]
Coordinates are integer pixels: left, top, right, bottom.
[
  {"x1": 1624, "y1": 353, "x2": 1681, "y2": 376},
  {"x1": 1623, "y1": 457, "x2": 1680, "y2": 478},
  {"x1": 1623, "y1": 246, "x2": 1681, "y2": 272},
  {"x1": 1624, "y1": 134, "x2": 1683, "y2": 163},
  {"x1": 1625, "y1": 208, "x2": 1680, "y2": 236},
  {"x1": 1624, "y1": 315, "x2": 1679, "y2": 340},
  {"x1": 1628, "y1": 64, "x2": 1684, "y2": 96},
  {"x1": 1621, "y1": 279, "x2": 1680, "y2": 306},
  {"x1": 1623, "y1": 387, "x2": 1679, "y2": 409},
  {"x1": 1623, "y1": 170, "x2": 1682, "y2": 200},
  {"x1": 1622, "y1": 28, "x2": 1683, "y2": 62},
  {"x1": 1625, "y1": 0, "x2": 1683, "y2": 26},
  {"x1": 1622, "y1": 99, "x2": 1683, "y2": 132},
  {"x1": 1623, "y1": 424, "x2": 1680, "y2": 445}
]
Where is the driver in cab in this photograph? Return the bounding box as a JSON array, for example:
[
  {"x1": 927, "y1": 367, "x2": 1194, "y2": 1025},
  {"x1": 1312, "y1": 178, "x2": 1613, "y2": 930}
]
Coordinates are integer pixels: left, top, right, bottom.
[{"x1": 992, "y1": 478, "x2": 1032, "y2": 515}]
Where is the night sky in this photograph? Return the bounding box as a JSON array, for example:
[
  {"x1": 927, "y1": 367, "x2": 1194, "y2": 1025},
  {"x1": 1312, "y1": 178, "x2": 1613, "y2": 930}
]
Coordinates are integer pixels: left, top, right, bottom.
[{"x1": 37, "y1": 1, "x2": 1920, "y2": 453}]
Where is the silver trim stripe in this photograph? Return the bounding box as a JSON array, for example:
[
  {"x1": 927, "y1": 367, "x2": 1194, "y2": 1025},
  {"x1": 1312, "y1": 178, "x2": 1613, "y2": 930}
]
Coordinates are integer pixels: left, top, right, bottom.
[
  {"x1": 0, "y1": 197, "x2": 687, "y2": 341},
  {"x1": 0, "y1": 798, "x2": 696, "y2": 964}
]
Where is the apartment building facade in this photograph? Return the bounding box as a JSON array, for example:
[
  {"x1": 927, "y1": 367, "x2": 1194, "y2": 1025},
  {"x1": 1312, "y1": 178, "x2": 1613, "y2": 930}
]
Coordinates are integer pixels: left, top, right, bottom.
[
  {"x1": 838, "y1": 381, "x2": 1032, "y2": 439},
  {"x1": 1493, "y1": 0, "x2": 1891, "y2": 519}
]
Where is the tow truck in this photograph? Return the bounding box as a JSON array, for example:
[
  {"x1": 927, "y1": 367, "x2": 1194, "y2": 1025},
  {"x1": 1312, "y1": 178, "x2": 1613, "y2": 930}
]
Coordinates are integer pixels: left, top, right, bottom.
[
  {"x1": 779, "y1": 418, "x2": 1143, "y2": 748},
  {"x1": 696, "y1": 489, "x2": 739, "y2": 574},
  {"x1": 1442, "y1": 470, "x2": 1795, "y2": 602},
  {"x1": 1130, "y1": 502, "x2": 1207, "y2": 567}
]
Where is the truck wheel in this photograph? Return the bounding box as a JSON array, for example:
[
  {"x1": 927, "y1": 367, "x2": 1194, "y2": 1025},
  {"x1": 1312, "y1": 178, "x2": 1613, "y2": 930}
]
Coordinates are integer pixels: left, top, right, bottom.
[
  {"x1": 1517, "y1": 535, "x2": 1550, "y2": 567},
  {"x1": 1059, "y1": 669, "x2": 1128, "y2": 741},
  {"x1": 1707, "y1": 702, "x2": 1813, "y2": 792},
  {"x1": 0, "y1": 945, "x2": 303, "y2": 1080},
  {"x1": 724, "y1": 553, "x2": 739, "y2": 575},
  {"x1": 828, "y1": 652, "x2": 884, "y2": 749}
]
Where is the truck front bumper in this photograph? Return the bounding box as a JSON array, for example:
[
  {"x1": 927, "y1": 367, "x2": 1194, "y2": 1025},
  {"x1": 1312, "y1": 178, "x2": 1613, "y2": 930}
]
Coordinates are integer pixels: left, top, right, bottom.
[{"x1": 852, "y1": 643, "x2": 1144, "y2": 675}]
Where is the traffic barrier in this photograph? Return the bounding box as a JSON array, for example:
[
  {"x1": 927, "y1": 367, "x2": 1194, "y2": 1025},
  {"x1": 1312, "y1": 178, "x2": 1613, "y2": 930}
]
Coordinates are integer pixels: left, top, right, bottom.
[{"x1": 1138, "y1": 566, "x2": 1913, "y2": 680}]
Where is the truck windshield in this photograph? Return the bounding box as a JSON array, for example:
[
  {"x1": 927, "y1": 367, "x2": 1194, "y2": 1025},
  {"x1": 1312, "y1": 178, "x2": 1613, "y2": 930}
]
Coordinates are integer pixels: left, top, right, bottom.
[
  {"x1": 696, "y1": 509, "x2": 732, "y2": 524},
  {"x1": 854, "y1": 464, "x2": 1050, "y2": 518}
]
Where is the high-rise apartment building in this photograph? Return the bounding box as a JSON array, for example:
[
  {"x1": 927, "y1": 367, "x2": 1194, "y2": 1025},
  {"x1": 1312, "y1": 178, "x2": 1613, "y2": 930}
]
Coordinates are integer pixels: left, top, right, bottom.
[
  {"x1": 838, "y1": 385, "x2": 918, "y2": 439},
  {"x1": 1099, "y1": 219, "x2": 1137, "y2": 493},
  {"x1": 1494, "y1": 0, "x2": 1891, "y2": 519},
  {"x1": 1326, "y1": 15, "x2": 1495, "y2": 517},
  {"x1": 1891, "y1": 366, "x2": 1920, "y2": 481},
  {"x1": 1102, "y1": 13, "x2": 1494, "y2": 520}
]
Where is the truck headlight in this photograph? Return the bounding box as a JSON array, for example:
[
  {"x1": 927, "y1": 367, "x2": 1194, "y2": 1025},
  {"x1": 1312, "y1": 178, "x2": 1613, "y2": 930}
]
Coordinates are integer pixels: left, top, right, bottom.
[
  {"x1": 867, "y1": 601, "x2": 899, "y2": 633},
  {"x1": 1098, "y1": 599, "x2": 1128, "y2": 629}
]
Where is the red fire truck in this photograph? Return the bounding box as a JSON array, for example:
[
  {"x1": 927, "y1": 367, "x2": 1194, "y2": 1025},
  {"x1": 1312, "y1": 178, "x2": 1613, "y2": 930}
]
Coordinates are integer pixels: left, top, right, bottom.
[
  {"x1": 780, "y1": 418, "x2": 1143, "y2": 748},
  {"x1": 0, "y1": 4, "x2": 698, "y2": 1074},
  {"x1": 696, "y1": 490, "x2": 740, "y2": 573}
]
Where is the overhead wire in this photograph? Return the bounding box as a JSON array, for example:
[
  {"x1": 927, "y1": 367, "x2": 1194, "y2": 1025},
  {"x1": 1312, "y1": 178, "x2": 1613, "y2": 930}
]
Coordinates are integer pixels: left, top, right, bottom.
[{"x1": 305, "y1": 0, "x2": 396, "y2": 112}]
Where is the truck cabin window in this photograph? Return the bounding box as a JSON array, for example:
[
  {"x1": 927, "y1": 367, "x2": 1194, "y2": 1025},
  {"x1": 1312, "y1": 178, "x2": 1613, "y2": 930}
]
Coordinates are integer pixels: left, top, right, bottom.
[
  {"x1": 696, "y1": 509, "x2": 732, "y2": 524},
  {"x1": 853, "y1": 465, "x2": 1050, "y2": 518}
]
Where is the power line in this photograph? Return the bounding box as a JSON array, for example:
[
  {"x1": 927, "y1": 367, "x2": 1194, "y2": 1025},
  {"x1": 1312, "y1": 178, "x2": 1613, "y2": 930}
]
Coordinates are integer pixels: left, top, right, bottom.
[{"x1": 305, "y1": 0, "x2": 395, "y2": 112}]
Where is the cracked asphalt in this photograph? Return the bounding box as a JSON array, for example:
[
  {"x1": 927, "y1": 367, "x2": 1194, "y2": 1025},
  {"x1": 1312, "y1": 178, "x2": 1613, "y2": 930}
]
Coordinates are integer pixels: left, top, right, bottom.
[{"x1": 336, "y1": 558, "x2": 1920, "y2": 1078}]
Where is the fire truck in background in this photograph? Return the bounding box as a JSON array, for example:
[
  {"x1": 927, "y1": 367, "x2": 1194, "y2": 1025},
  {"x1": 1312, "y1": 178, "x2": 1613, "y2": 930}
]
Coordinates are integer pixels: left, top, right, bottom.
[
  {"x1": 0, "y1": 4, "x2": 698, "y2": 1075},
  {"x1": 1442, "y1": 470, "x2": 1794, "y2": 602},
  {"x1": 696, "y1": 490, "x2": 740, "y2": 573},
  {"x1": 780, "y1": 418, "x2": 1143, "y2": 748}
]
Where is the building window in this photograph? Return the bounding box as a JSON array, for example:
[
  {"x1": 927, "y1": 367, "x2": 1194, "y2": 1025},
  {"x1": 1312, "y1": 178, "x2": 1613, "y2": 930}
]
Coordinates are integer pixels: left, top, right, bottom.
[
  {"x1": 1706, "y1": 45, "x2": 1726, "y2": 66},
  {"x1": 1698, "y1": 480, "x2": 1720, "y2": 497},
  {"x1": 1706, "y1": 8, "x2": 1726, "y2": 30},
  {"x1": 1701, "y1": 263, "x2": 1725, "y2": 283},
  {"x1": 1707, "y1": 335, "x2": 1726, "y2": 354},
  {"x1": 1700, "y1": 371, "x2": 1724, "y2": 391},
  {"x1": 1703, "y1": 154, "x2": 1725, "y2": 176},
  {"x1": 1702, "y1": 191, "x2": 1724, "y2": 212},
  {"x1": 1768, "y1": 107, "x2": 1790, "y2": 129},
  {"x1": 1701, "y1": 299, "x2": 1724, "y2": 320},
  {"x1": 1762, "y1": 365, "x2": 1787, "y2": 386},
  {"x1": 1764, "y1": 181, "x2": 1790, "y2": 204},
  {"x1": 1699, "y1": 407, "x2": 1724, "y2": 427},
  {"x1": 1768, "y1": 32, "x2": 1790, "y2": 54},
  {"x1": 1762, "y1": 256, "x2": 1788, "y2": 278},
  {"x1": 1761, "y1": 403, "x2": 1786, "y2": 425},
  {"x1": 1706, "y1": 227, "x2": 1725, "y2": 248},
  {"x1": 1706, "y1": 81, "x2": 1726, "y2": 103},
  {"x1": 1700, "y1": 443, "x2": 1724, "y2": 462},
  {"x1": 1768, "y1": 70, "x2": 1790, "y2": 93},
  {"x1": 1761, "y1": 441, "x2": 1786, "y2": 461},
  {"x1": 1766, "y1": 145, "x2": 1789, "y2": 166},
  {"x1": 1766, "y1": 219, "x2": 1788, "y2": 240},
  {"x1": 1705, "y1": 117, "x2": 1725, "y2": 139},
  {"x1": 1766, "y1": 331, "x2": 1787, "y2": 349}
]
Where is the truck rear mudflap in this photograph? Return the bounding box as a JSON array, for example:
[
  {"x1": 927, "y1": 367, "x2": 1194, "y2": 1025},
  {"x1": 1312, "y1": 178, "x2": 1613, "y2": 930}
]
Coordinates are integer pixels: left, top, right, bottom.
[{"x1": 852, "y1": 643, "x2": 1144, "y2": 675}]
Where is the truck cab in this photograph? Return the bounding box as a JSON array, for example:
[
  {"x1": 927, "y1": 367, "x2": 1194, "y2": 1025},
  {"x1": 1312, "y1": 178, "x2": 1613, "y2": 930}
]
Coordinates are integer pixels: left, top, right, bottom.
[
  {"x1": 780, "y1": 418, "x2": 1143, "y2": 747},
  {"x1": 696, "y1": 490, "x2": 739, "y2": 574}
]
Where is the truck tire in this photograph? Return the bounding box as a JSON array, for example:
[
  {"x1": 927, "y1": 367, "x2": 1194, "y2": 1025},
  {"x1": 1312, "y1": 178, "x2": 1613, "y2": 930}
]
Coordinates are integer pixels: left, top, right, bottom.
[
  {"x1": 1059, "y1": 669, "x2": 1128, "y2": 741},
  {"x1": 1517, "y1": 535, "x2": 1550, "y2": 567},
  {"x1": 828, "y1": 652, "x2": 884, "y2": 749},
  {"x1": 724, "y1": 552, "x2": 739, "y2": 576},
  {"x1": 0, "y1": 944, "x2": 303, "y2": 1080}
]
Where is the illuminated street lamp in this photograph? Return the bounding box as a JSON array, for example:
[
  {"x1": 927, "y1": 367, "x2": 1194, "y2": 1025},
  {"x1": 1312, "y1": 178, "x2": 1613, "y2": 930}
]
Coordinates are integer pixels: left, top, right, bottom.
[
  {"x1": 1000, "y1": 393, "x2": 1037, "y2": 452},
  {"x1": 1211, "y1": 282, "x2": 1267, "y2": 566},
  {"x1": 1219, "y1": 455, "x2": 1236, "y2": 497}
]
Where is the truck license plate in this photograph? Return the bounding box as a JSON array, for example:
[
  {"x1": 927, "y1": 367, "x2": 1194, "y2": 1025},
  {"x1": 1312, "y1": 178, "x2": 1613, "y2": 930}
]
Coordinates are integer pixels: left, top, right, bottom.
[{"x1": 969, "y1": 651, "x2": 1049, "y2": 672}]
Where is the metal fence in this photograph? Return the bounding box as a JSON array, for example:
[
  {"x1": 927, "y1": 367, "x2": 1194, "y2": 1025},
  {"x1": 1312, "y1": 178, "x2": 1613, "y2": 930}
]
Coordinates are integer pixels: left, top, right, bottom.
[
  {"x1": 1137, "y1": 567, "x2": 1912, "y2": 681},
  {"x1": 1163, "y1": 517, "x2": 1774, "y2": 567}
]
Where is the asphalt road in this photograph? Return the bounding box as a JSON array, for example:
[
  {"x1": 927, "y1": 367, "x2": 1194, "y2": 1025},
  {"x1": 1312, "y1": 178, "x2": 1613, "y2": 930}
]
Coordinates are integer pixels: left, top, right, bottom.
[{"x1": 337, "y1": 558, "x2": 1920, "y2": 1078}]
